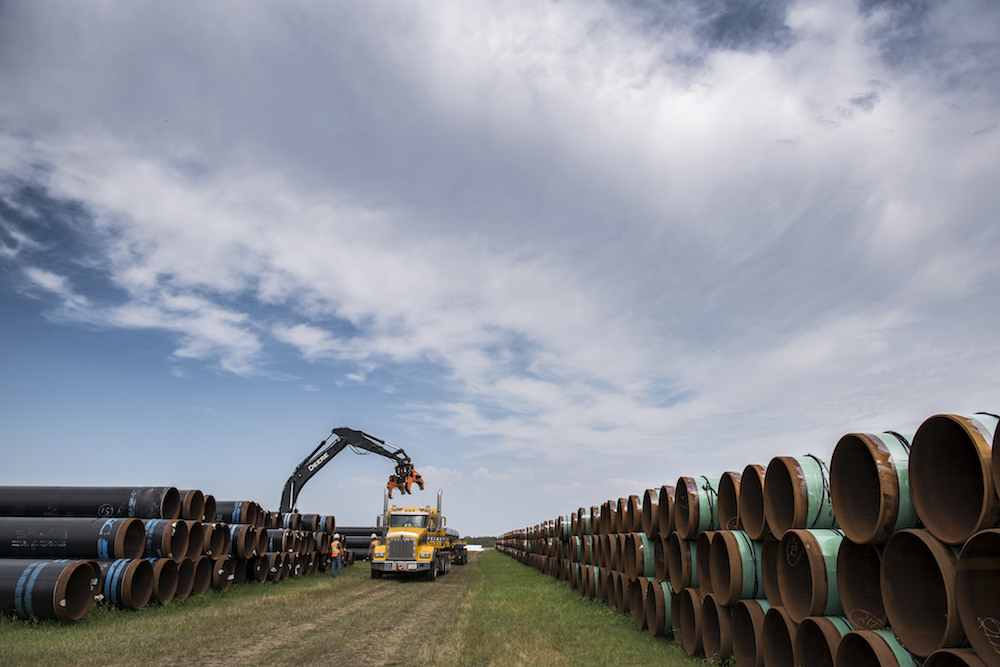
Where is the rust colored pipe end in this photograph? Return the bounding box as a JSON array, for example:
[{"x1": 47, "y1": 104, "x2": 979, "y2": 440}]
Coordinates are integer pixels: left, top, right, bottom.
[
  {"x1": 657, "y1": 485, "x2": 676, "y2": 538},
  {"x1": 881, "y1": 528, "x2": 963, "y2": 657},
  {"x1": 955, "y1": 528, "x2": 1000, "y2": 664},
  {"x1": 697, "y1": 530, "x2": 716, "y2": 596},
  {"x1": 732, "y1": 599, "x2": 770, "y2": 667},
  {"x1": 739, "y1": 464, "x2": 769, "y2": 541},
  {"x1": 719, "y1": 471, "x2": 743, "y2": 531},
  {"x1": 679, "y1": 587, "x2": 705, "y2": 657},
  {"x1": 795, "y1": 616, "x2": 849, "y2": 667},
  {"x1": 762, "y1": 606, "x2": 799, "y2": 667},
  {"x1": 830, "y1": 433, "x2": 901, "y2": 545},
  {"x1": 116, "y1": 518, "x2": 147, "y2": 560},
  {"x1": 910, "y1": 413, "x2": 999, "y2": 545},
  {"x1": 764, "y1": 457, "x2": 807, "y2": 538},
  {"x1": 837, "y1": 538, "x2": 887, "y2": 630},
  {"x1": 701, "y1": 593, "x2": 733, "y2": 662},
  {"x1": 54, "y1": 561, "x2": 97, "y2": 621}
]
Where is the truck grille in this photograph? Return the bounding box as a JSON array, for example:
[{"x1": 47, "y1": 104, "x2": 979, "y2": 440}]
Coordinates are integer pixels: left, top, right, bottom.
[{"x1": 388, "y1": 536, "x2": 416, "y2": 560}]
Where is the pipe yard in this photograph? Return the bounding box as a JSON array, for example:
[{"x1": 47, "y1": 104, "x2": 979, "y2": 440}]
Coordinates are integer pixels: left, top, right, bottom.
[
  {"x1": 497, "y1": 411, "x2": 1000, "y2": 666},
  {"x1": 2, "y1": 411, "x2": 1000, "y2": 666}
]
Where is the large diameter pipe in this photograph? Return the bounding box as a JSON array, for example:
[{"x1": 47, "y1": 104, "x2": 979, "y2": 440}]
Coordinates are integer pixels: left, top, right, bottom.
[
  {"x1": 738, "y1": 464, "x2": 770, "y2": 541},
  {"x1": 732, "y1": 599, "x2": 771, "y2": 667},
  {"x1": 881, "y1": 528, "x2": 964, "y2": 657},
  {"x1": 794, "y1": 616, "x2": 853, "y2": 667},
  {"x1": 98, "y1": 558, "x2": 153, "y2": 610},
  {"x1": 955, "y1": 528, "x2": 1000, "y2": 666},
  {"x1": 667, "y1": 531, "x2": 698, "y2": 594},
  {"x1": 203, "y1": 522, "x2": 229, "y2": 558},
  {"x1": 719, "y1": 471, "x2": 743, "y2": 531},
  {"x1": 830, "y1": 432, "x2": 917, "y2": 545},
  {"x1": 924, "y1": 649, "x2": 989, "y2": 667},
  {"x1": 761, "y1": 606, "x2": 800, "y2": 667},
  {"x1": 675, "y1": 476, "x2": 721, "y2": 539},
  {"x1": 678, "y1": 587, "x2": 705, "y2": 657},
  {"x1": 837, "y1": 538, "x2": 888, "y2": 630},
  {"x1": 710, "y1": 529, "x2": 765, "y2": 606},
  {"x1": 173, "y1": 558, "x2": 195, "y2": 600},
  {"x1": 657, "y1": 485, "x2": 676, "y2": 539},
  {"x1": 0, "y1": 517, "x2": 145, "y2": 560},
  {"x1": 144, "y1": 557, "x2": 178, "y2": 605},
  {"x1": 777, "y1": 528, "x2": 845, "y2": 623},
  {"x1": 190, "y1": 555, "x2": 213, "y2": 596},
  {"x1": 177, "y1": 489, "x2": 205, "y2": 522},
  {"x1": 184, "y1": 521, "x2": 204, "y2": 560},
  {"x1": 0, "y1": 559, "x2": 97, "y2": 620},
  {"x1": 0, "y1": 486, "x2": 180, "y2": 520},
  {"x1": 765, "y1": 455, "x2": 837, "y2": 536},
  {"x1": 762, "y1": 535, "x2": 783, "y2": 607},
  {"x1": 835, "y1": 629, "x2": 921, "y2": 667},
  {"x1": 701, "y1": 593, "x2": 734, "y2": 662},
  {"x1": 644, "y1": 579, "x2": 673, "y2": 638},
  {"x1": 909, "y1": 413, "x2": 1000, "y2": 545},
  {"x1": 142, "y1": 519, "x2": 189, "y2": 560},
  {"x1": 201, "y1": 495, "x2": 216, "y2": 524},
  {"x1": 623, "y1": 532, "x2": 655, "y2": 579},
  {"x1": 632, "y1": 576, "x2": 649, "y2": 630},
  {"x1": 641, "y1": 489, "x2": 659, "y2": 540}
]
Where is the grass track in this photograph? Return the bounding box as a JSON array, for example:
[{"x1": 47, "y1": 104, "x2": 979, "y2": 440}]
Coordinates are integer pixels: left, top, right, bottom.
[{"x1": 0, "y1": 551, "x2": 706, "y2": 666}]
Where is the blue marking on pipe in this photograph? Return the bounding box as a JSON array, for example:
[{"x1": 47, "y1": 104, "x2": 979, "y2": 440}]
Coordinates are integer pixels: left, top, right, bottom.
[
  {"x1": 23, "y1": 562, "x2": 46, "y2": 618},
  {"x1": 232, "y1": 501, "x2": 243, "y2": 524},
  {"x1": 105, "y1": 559, "x2": 126, "y2": 606},
  {"x1": 14, "y1": 562, "x2": 41, "y2": 618}
]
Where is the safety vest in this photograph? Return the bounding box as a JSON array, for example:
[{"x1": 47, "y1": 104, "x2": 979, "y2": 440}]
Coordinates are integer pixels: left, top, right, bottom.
[
  {"x1": 331, "y1": 539, "x2": 342, "y2": 557},
  {"x1": 369, "y1": 539, "x2": 378, "y2": 551}
]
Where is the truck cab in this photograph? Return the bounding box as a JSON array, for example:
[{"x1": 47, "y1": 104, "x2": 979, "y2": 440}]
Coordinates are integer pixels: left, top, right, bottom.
[{"x1": 370, "y1": 490, "x2": 467, "y2": 580}]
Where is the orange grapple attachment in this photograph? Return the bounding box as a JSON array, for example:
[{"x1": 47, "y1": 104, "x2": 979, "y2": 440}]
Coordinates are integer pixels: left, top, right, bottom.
[{"x1": 407, "y1": 470, "x2": 425, "y2": 492}]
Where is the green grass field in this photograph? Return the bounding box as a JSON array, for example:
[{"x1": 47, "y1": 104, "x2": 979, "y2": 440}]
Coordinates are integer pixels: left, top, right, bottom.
[{"x1": 0, "y1": 551, "x2": 707, "y2": 666}]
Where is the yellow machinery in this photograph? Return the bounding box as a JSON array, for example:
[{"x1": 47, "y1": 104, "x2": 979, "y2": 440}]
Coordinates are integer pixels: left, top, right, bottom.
[{"x1": 370, "y1": 489, "x2": 467, "y2": 580}]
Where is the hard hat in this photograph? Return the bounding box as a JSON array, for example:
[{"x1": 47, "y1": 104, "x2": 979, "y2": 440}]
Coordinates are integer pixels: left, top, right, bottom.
[
  {"x1": 371, "y1": 533, "x2": 377, "y2": 538},
  {"x1": 334, "y1": 533, "x2": 340, "y2": 538}
]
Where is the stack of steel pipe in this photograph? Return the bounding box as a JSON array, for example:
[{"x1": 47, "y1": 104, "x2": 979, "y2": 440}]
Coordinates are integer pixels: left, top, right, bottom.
[
  {"x1": 0, "y1": 485, "x2": 347, "y2": 621},
  {"x1": 498, "y1": 409, "x2": 1000, "y2": 667}
]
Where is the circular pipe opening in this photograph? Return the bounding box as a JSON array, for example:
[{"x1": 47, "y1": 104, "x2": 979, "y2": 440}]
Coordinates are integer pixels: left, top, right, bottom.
[
  {"x1": 121, "y1": 559, "x2": 154, "y2": 610},
  {"x1": 174, "y1": 558, "x2": 195, "y2": 600},
  {"x1": 719, "y1": 472, "x2": 742, "y2": 531},
  {"x1": 761, "y1": 536, "x2": 783, "y2": 608},
  {"x1": 150, "y1": 558, "x2": 178, "y2": 605},
  {"x1": 667, "y1": 532, "x2": 693, "y2": 595},
  {"x1": 881, "y1": 529, "x2": 960, "y2": 657},
  {"x1": 794, "y1": 617, "x2": 844, "y2": 667},
  {"x1": 732, "y1": 600, "x2": 767, "y2": 667},
  {"x1": 675, "y1": 477, "x2": 698, "y2": 539},
  {"x1": 159, "y1": 487, "x2": 181, "y2": 521},
  {"x1": 679, "y1": 587, "x2": 704, "y2": 657},
  {"x1": 831, "y1": 434, "x2": 894, "y2": 545},
  {"x1": 837, "y1": 538, "x2": 887, "y2": 630},
  {"x1": 955, "y1": 529, "x2": 1000, "y2": 662},
  {"x1": 836, "y1": 631, "x2": 899, "y2": 667},
  {"x1": 777, "y1": 530, "x2": 827, "y2": 624},
  {"x1": 118, "y1": 518, "x2": 147, "y2": 559},
  {"x1": 657, "y1": 485, "x2": 675, "y2": 538},
  {"x1": 762, "y1": 607, "x2": 797, "y2": 667},
  {"x1": 697, "y1": 531, "x2": 715, "y2": 596},
  {"x1": 55, "y1": 562, "x2": 97, "y2": 621},
  {"x1": 910, "y1": 415, "x2": 994, "y2": 545},
  {"x1": 185, "y1": 521, "x2": 205, "y2": 560},
  {"x1": 701, "y1": 594, "x2": 723, "y2": 661},
  {"x1": 764, "y1": 457, "x2": 803, "y2": 537},
  {"x1": 739, "y1": 464, "x2": 769, "y2": 540}
]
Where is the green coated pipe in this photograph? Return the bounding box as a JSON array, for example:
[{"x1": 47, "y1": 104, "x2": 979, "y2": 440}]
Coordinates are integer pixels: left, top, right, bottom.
[
  {"x1": 732, "y1": 599, "x2": 772, "y2": 667},
  {"x1": 835, "y1": 629, "x2": 921, "y2": 667},
  {"x1": 644, "y1": 579, "x2": 673, "y2": 638},
  {"x1": 710, "y1": 529, "x2": 764, "y2": 606},
  {"x1": 830, "y1": 431, "x2": 918, "y2": 544},
  {"x1": 675, "y1": 476, "x2": 722, "y2": 539},
  {"x1": 778, "y1": 528, "x2": 845, "y2": 623},
  {"x1": 764, "y1": 455, "x2": 838, "y2": 536},
  {"x1": 794, "y1": 616, "x2": 853, "y2": 667}
]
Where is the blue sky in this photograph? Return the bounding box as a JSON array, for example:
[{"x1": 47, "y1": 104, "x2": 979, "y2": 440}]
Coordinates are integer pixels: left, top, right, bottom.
[{"x1": 1, "y1": 0, "x2": 998, "y2": 536}]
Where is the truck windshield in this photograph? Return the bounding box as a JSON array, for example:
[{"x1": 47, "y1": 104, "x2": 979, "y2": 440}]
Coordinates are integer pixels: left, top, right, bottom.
[{"x1": 390, "y1": 514, "x2": 428, "y2": 528}]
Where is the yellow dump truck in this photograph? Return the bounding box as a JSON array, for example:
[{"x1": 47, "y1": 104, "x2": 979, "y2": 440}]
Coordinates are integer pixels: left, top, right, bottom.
[{"x1": 370, "y1": 489, "x2": 467, "y2": 580}]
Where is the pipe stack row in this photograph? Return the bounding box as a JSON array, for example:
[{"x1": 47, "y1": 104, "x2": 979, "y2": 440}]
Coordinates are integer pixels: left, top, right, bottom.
[
  {"x1": 497, "y1": 411, "x2": 1000, "y2": 667},
  {"x1": 0, "y1": 486, "x2": 342, "y2": 621}
]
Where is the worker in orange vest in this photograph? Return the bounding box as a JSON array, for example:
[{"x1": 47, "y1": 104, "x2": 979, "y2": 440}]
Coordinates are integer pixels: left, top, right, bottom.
[
  {"x1": 368, "y1": 533, "x2": 379, "y2": 560},
  {"x1": 330, "y1": 533, "x2": 343, "y2": 577}
]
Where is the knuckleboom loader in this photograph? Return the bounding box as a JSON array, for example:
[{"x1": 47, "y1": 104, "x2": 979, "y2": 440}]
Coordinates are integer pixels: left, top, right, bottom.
[{"x1": 370, "y1": 489, "x2": 467, "y2": 580}]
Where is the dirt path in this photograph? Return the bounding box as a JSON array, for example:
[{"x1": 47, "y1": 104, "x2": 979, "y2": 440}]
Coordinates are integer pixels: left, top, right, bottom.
[{"x1": 201, "y1": 555, "x2": 482, "y2": 666}]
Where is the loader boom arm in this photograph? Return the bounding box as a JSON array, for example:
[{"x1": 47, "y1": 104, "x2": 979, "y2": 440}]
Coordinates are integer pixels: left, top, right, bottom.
[{"x1": 278, "y1": 427, "x2": 423, "y2": 513}]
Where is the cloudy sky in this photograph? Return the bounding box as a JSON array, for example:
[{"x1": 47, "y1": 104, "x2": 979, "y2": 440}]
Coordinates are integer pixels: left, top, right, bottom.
[{"x1": 1, "y1": 0, "x2": 998, "y2": 536}]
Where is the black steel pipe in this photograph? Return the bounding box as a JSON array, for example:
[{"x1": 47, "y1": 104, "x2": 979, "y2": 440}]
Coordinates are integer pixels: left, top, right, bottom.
[
  {"x1": 142, "y1": 519, "x2": 189, "y2": 560},
  {"x1": 97, "y1": 558, "x2": 153, "y2": 610},
  {"x1": 0, "y1": 558, "x2": 98, "y2": 620},
  {"x1": 0, "y1": 517, "x2": 145, "y2": 559},
  {"x1": 0, "y1": 486, "x2": 180, "y2": 520},
  {"x1": 145, "y1": 557, "x2": 178, "y2": 605}
]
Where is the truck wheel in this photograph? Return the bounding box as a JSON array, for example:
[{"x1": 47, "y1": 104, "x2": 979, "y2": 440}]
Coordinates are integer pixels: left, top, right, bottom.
[
  {"x1": 371, "y1": 568, "x2": 382, "y2": 579},
  {"x1": 426, "y1": 561, "x2": 437, "y2": 581}
]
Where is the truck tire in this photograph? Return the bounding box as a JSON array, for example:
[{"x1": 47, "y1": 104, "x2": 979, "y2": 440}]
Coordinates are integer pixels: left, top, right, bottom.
[
  {"x1": 371, "y1": 568, "x2": 382, "y2": 579},
  {"x1": 426, "y1": 560, "x2": 437, "y2": 581}
]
